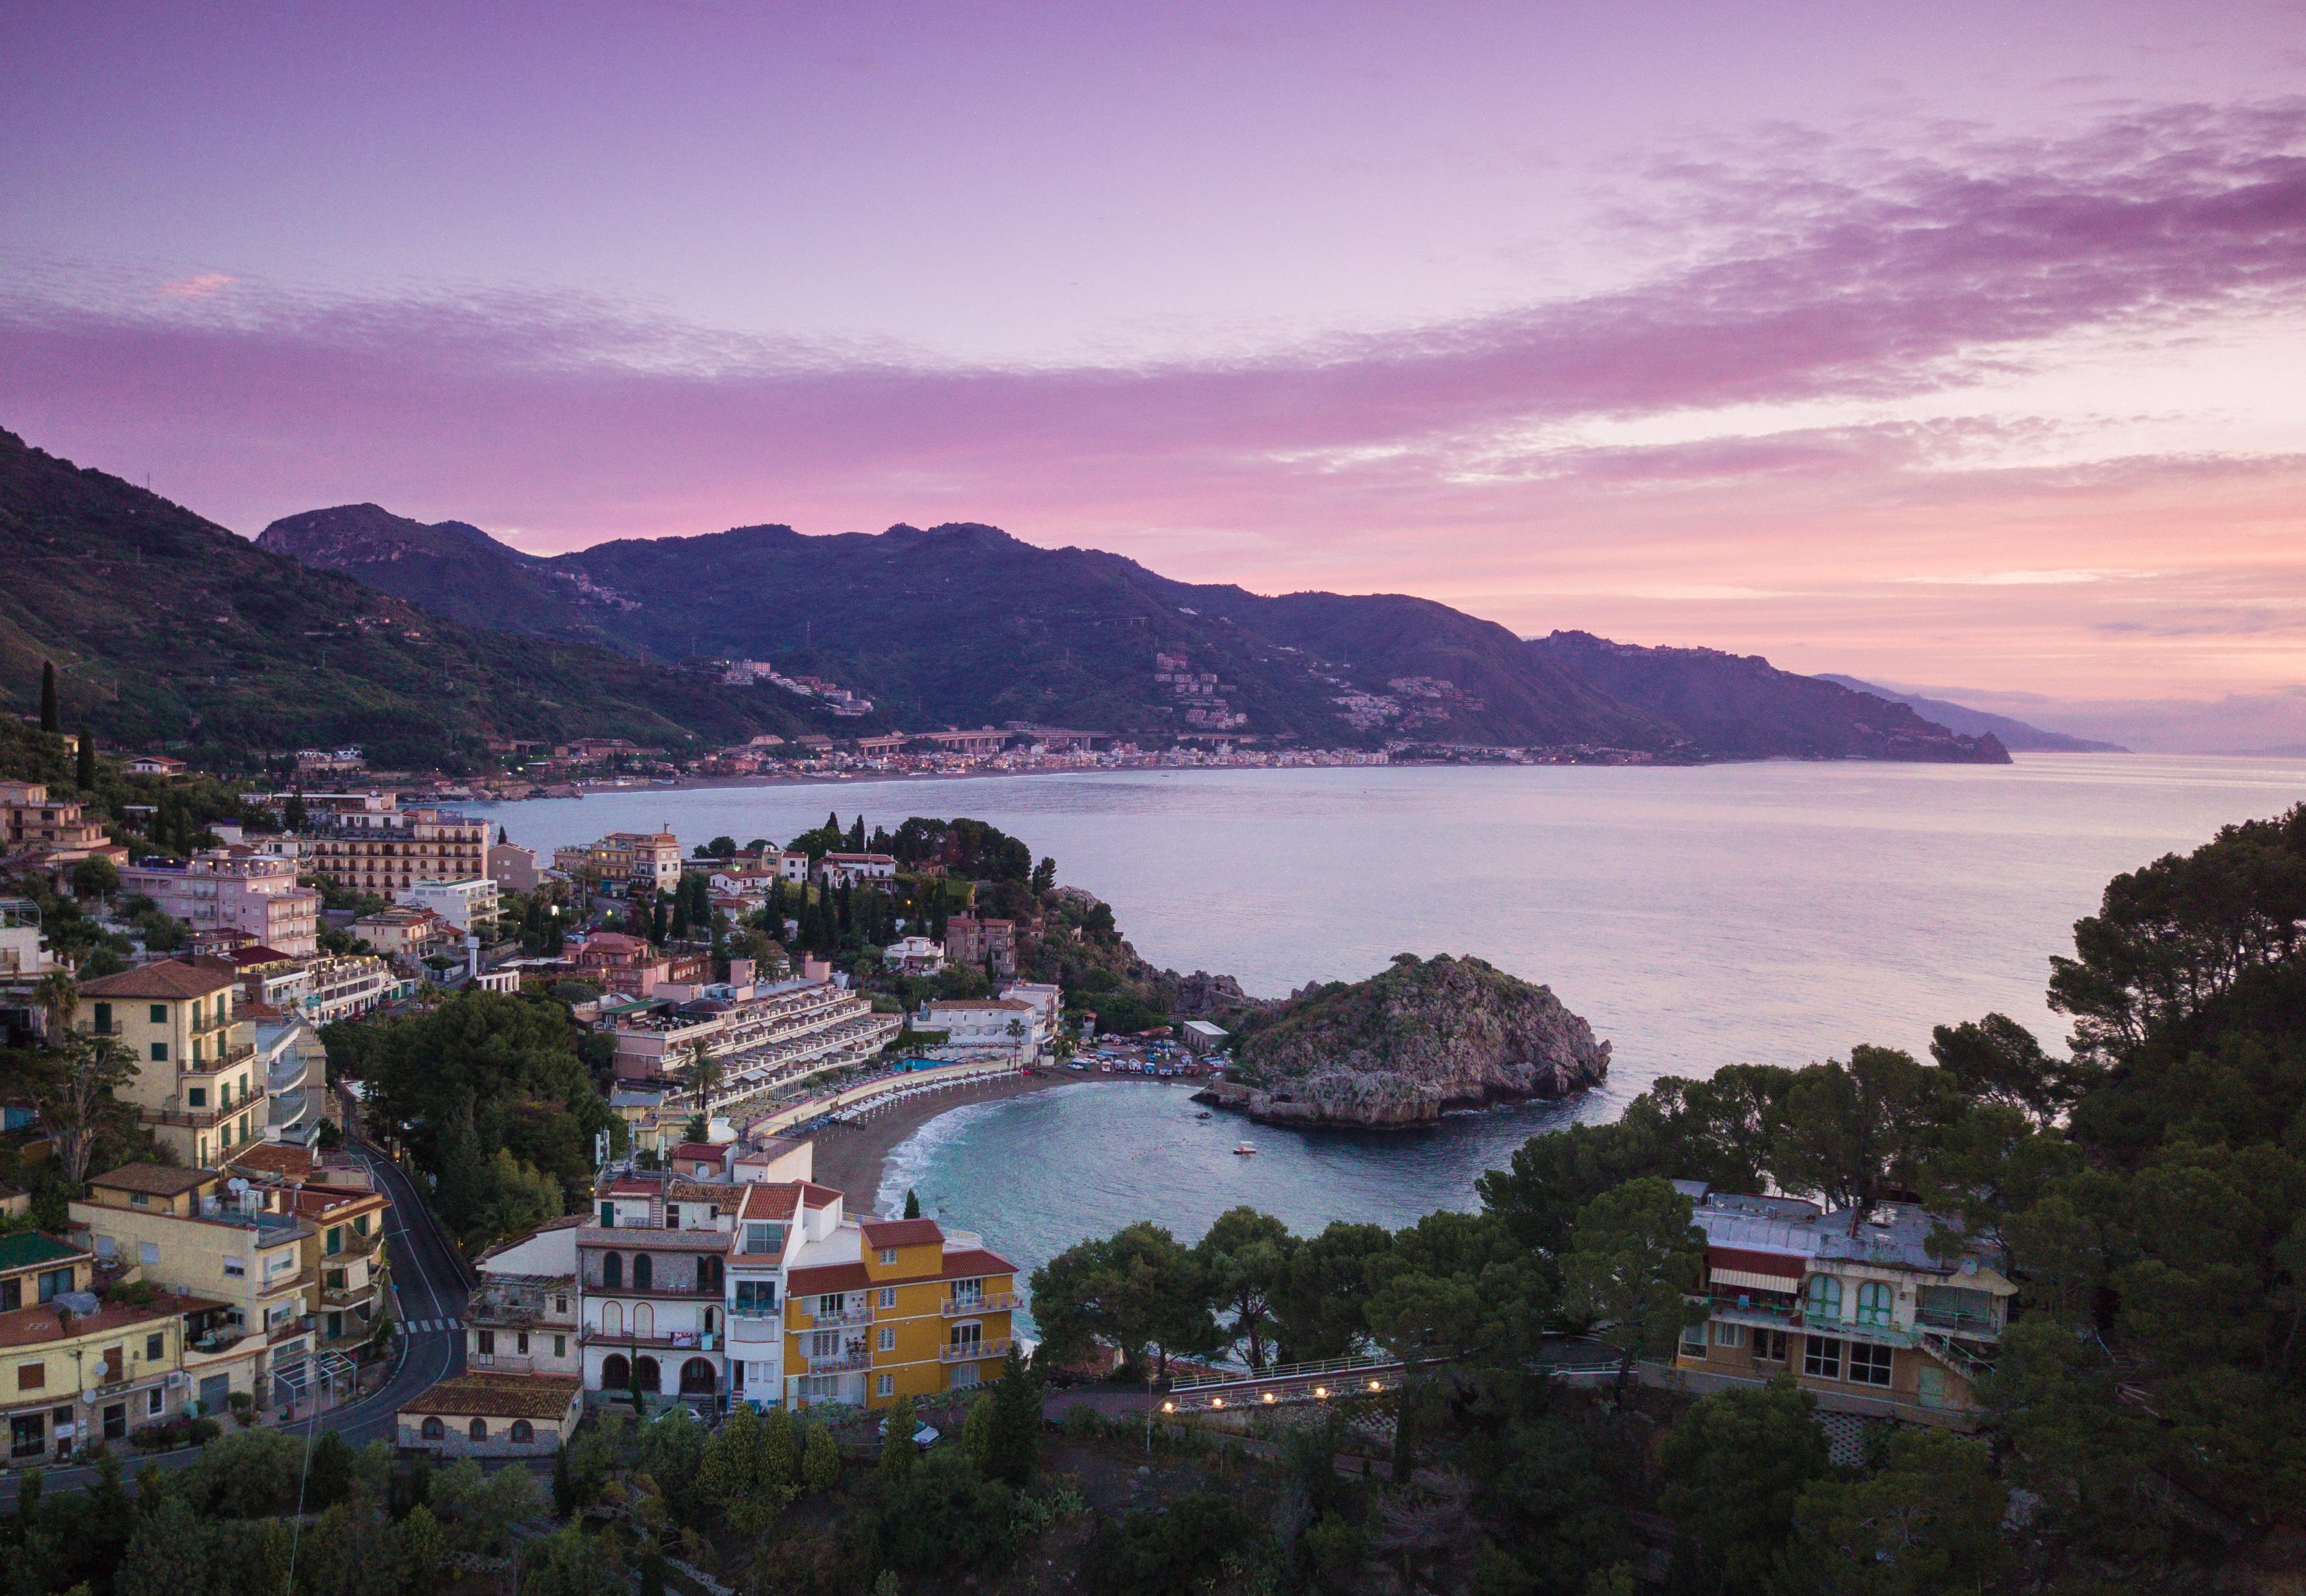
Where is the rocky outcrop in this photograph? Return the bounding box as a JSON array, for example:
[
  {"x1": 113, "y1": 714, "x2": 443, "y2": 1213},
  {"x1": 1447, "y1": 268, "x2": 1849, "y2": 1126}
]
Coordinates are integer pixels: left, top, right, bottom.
[{"x1": 1200, "y1": 953, "x2": 1608, "y2": 1129}]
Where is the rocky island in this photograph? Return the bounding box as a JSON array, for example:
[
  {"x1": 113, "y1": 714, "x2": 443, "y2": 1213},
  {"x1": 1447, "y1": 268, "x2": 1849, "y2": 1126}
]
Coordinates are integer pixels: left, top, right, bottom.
[{"x1": 1195, "y1": 953, "x2": 1610, "y2": 1128}]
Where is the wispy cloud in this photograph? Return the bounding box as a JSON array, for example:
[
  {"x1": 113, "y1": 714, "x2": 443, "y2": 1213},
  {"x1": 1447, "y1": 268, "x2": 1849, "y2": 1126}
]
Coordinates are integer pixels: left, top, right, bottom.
[
  {"x1": 157, "y1": 273, "x2": 237, "y2": 300},
  {"x1": 2, "y1": 99, "x2": 2303, "y2": 700}
]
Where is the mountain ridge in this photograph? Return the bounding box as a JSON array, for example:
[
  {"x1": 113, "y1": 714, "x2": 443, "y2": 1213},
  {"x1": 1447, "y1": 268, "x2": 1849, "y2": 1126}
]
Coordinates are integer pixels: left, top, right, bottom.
[
  {"x1": 0, "y1": 431, "x2": 831, "y2": 769},
  {"x1": 1812, "y1": 673, "x2": 2128, "y2": 752},
  {"x1": 259, "y1": 499, "x2": 2008, "y2": 764}
]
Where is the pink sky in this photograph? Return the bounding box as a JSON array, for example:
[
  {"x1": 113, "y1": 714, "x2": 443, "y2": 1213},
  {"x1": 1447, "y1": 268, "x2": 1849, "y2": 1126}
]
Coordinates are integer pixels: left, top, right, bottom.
[{"x1": 4, "y1": 2, "x2": 2305, "y2": 713}]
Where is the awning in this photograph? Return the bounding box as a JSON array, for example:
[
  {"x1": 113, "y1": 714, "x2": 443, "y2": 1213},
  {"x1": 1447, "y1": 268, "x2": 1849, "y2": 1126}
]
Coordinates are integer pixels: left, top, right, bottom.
[{"x1": 1712, "y1": 1268, "x2": 1804, "y2": 1295}]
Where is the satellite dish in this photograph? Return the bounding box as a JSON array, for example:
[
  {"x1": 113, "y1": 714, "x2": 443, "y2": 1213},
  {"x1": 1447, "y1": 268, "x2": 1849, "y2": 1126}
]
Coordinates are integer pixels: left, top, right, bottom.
[{"x1": 1959, "y1": 1257, "x2": 1978, "y2": 1275}]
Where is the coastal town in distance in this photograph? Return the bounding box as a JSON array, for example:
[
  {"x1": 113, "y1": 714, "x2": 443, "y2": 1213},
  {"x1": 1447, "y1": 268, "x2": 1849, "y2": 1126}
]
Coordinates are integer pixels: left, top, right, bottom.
[{"x1": 8, "y1": 3, "x2": 2306, "y2": 1586}]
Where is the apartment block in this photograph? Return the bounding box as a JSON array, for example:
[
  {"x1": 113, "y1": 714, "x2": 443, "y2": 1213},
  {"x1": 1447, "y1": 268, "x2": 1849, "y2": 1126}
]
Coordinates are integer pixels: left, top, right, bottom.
[
  {"x1": 1672, "y1": 1183, "x2": 2015, "y2": 1426},
  {"x1": 1, "y1": 1231, "x2": 207, "y2": 1463},
  {"x1": 77, "y1": 961, "x2": 264, "y2": 1165},
  {"x1": 784, "y1": 1214, "x2": 1020, "y2": 1409},
  {"x1": 943, "y1": 914, "x2": 1018, "y2": 978},
  {"x1": 120, "y1": 849, "x2": 321, "y2": 957},
  {"x1": 552, "y1": 831, "x2": 684, "y2": 898},
  {"x1": 608, "y1": 976, "x2": 900, "y2": 1095},
  {"x1": 0, "y1": 780, "x2": 122, "y2": 869},
  {"x1": 301, "y1": 795, "x2": 486, "y2": 894},
  {"x1": 397, "y1": 876, "x2": 501, "y2": 937},
  {"x1": 70, "y1": 1164, "x2": 318, "y2": 1417}
]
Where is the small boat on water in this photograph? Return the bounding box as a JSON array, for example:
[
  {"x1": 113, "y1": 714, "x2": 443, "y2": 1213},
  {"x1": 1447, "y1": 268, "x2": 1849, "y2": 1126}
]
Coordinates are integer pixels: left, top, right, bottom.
[
  {"x1": 1232, "y1": 1141, "x2": 1257, "y2": 1156},
  {"x1": 1195, "y1": 1110, "x2": 1213, "y2": 1120}
]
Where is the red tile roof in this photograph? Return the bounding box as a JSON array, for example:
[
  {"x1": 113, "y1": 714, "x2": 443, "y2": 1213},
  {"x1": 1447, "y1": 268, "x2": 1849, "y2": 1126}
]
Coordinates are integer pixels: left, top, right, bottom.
[
  {"x1": 938, "y1": 1247, "x2": 1020, "y2": 1280},
  {"x1": 737, "y1": 1184, "x2": 799, "y2": 1221},
  {"x1": 787, "y1": 1260, "x2": 872, "y2": 1295},
  {"x1": 88, "y1": 1164, "x2": 213, "y2": 1197},
  {"x1": 672, "y1": 1143, "x2": 726, "y2": 1164},
  {"x1": 79, "y1": 960, "x2": 235, "y2": 1000},
  {"x1": 862, "y1": 1218, "x2": 944, "y2": 1249}
]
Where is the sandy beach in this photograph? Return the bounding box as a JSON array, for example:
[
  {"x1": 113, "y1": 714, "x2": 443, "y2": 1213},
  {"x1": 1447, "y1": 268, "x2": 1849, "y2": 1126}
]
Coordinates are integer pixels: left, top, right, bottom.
[{"x1": 807, "y1": 1067, "x2": 1081, "y2": 1213}]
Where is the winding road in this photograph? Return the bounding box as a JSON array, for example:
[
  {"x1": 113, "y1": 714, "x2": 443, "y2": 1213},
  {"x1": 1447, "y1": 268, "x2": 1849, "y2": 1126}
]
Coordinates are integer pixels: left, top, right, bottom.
[{"x1": 0, "y1": 1138, "x2": 468, "y2": 1503}]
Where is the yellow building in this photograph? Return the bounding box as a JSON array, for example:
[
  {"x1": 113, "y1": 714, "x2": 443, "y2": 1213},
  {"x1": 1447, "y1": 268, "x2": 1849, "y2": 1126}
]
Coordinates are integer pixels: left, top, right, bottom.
[
  {"x1": 77, "y1": 961, "x2": 263, "y2": 1166},
  {"x1": 1, "y1": 1230, "x2": 210, "y2": 1462},
  {"x1": 70, "y1": 1164, "x2": 317, "y2": 1416},
  {"x1": 784, "y1": 1216, "x2": 1019, "y2": 1410}
]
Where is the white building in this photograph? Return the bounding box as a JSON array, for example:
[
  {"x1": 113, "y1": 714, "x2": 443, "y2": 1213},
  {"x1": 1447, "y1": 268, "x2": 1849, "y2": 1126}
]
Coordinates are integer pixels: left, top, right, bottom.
[
  {"x1": 251, "y1": 1013, "x2": 326, "y2": 1147},
  {"x1": 300, "y1": 954, "x2": 401, "y2": 1024},
  {"x1": 882, "y1": 935, "x2": 945, "y2": 975},
  {"x1": 397, "y1": 877, "x2": 501, "y2": 937},
  {"x1": 815, "y1": 852, "x2": 898, "y2": 889},
  {"x1": 918, "y1": 996, "x2": 1040, "y2": 1052}
]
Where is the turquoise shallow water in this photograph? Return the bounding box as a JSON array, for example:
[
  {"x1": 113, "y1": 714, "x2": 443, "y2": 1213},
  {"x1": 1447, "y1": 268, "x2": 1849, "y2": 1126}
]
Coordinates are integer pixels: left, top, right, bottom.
[{"x1": 470, "y1": 754, "x2": 2306, "y2": 1280}]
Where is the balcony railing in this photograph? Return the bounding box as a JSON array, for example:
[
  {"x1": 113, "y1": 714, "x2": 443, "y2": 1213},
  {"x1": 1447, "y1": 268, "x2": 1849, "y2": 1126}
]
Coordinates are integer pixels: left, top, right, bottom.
[
  {"x1": 1915, "y1": 1305, "x2": 2002, "y2": 1335},
  {"x1": 469, "y1": 1352, "x2": 537, "y2": 1374},
  {"x1": 797, "y1": 1303, "x2": 873, "y2": 1329},
  {"x1": 942, "y1": 1292, "x2": 1019, "y2": 1317},
  {"x1": 808, "y1": 1350, "x2": 870, "y2": 1374},
  {"x1": 940, "y1": 1338, "x2": 1010, "y2": 1364}
]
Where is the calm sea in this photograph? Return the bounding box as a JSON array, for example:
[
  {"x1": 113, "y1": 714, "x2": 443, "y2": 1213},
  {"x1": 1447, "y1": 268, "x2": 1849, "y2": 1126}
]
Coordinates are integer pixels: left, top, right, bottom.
[{"x1": 470, "y1": 755, "x2": 2306, "y2": 1284}]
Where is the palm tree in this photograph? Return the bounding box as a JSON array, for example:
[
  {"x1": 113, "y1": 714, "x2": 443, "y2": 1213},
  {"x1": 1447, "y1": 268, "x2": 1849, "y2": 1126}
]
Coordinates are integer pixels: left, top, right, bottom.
[
  {"x1": 33, "y1": 970, "x2": 78, "y2": 1040},
  {"x1": 681, "y1": 1039, "x2": 724, "y2": 1110}
]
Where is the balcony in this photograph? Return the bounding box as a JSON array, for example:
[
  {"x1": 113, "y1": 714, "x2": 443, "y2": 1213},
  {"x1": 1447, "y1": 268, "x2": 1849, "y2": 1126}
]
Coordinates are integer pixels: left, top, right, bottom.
[
  {"x1": 941, "y1": 1292, "x2": 1018, "y2": 1318},
  {"x1": 1915, "y1": 1305, "x2": 2002, "y2": 1337},
  {"x1": 940, "y1": 1338, "x2": 1010, "y2": 1364},
  {"x1": 796, "y1": 1303, "x2": 873, "y2": 1329},
  {"x1": 808, "y1": 1350, "x2": 870, "y2": 1374},
  {"x1": 729, "y1": 1314, "x2": 780, "y2": 1343},
  {"x1": 469, "y1": 1352, "x2": 537, "y2": 1374}
]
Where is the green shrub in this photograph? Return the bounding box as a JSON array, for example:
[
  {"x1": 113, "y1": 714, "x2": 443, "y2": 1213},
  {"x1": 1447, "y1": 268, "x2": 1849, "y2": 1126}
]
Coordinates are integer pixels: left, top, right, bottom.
[{"x1": 1083, "y1": 1492, "x2": 1257, "y2": 1596}]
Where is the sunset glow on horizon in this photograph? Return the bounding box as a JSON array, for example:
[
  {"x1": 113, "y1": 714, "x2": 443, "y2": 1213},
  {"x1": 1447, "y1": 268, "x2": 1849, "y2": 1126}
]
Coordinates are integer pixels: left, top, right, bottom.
[{"x1": 5, "y1": 1, "x2": 2305, "y2": 731}]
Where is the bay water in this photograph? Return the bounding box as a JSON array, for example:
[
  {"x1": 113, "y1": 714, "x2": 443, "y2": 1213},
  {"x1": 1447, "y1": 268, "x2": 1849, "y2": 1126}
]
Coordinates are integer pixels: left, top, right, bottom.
[{"x1": 470, "y1": 755, "x2": 2306, "y2": 1283}]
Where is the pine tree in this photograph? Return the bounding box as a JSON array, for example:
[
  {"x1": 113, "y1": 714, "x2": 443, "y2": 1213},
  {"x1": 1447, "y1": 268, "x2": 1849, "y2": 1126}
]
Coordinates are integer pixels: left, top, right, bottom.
[
  {"x1": 802, "y1": 1423, "x2": 840, "y2": 1493},
  {"x1": 878, "y1": 1394, "x2": 918, "y2": 1485},
  {"x1": 904, "y1": 1188, "x2": 922, "y2": 1219},
  {"x1": 75, "y1": 728, "x2": 94, "y2": 790},
  {"x1": 305, "y1": 1428, "x2": 353, "y2": 1507},
  {"x1": 38, "y1": 660, "x2": 57, "y2": 733},
  {"x1": 985, "y1": 1342, "x2": 1041, "y2": 1486}
]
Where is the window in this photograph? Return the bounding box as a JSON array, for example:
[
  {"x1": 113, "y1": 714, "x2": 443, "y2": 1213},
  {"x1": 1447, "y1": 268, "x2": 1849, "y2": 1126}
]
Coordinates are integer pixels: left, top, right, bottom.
[
  {"x1": 191, "y1": 1000, "x2": 204, "y2": 1028},
  {"x1": 555, "y1": 1295, "x2": 568, "y2": 1314},
  {"x1": 879, "y1": 1327, "x2": 896, "y2": 1352},
  {"x1": 18, "y1": 1364, "x2": 43, "y2": 1390},
  {"x1": 94, "y1": 1002, "x2": 113, "y2": 1034},
  {"x1": 554, "y1": 1335, "x2": 567, "y2": 1358},
  {"x1": 880, "y1": 1248, "x2": 898, "y2": 1266},
  {"x1": 1712, "y1": 1322, "x2": 1746, "y2": 1350},
  {"x1": 325, "y1": 1270, "x2": 346, "y2": 1290},
  {"x1": 186, "y1": 1086, "x2": 206, "y2": 1108},
  {"x1": 36, "y1": 1268, "x2": 72, "y2": 1303},
  {"x1": 148, "y1": 1387, "x2": 165, "y2": 1416},
  {"x1": 421, "y1": 1416, "x2": 445, "y2": 1441},
  {"x1": 150, "y1": 1005, "x2": 167, "y2": 1024},
  {"x1": 221, "y1": 1256, "x2": 243, "y2": 1276},
  {"x1": 518, "y1": 1332, "x2": 530, "y2": 1355},
  {"x1": 810, "y1": 1331, "x2": 842, "y2": 1358},
  {"x1": 735, "y1": 1281, "x2": 777, "y2": 1315},
  {"x1": 152, "y1": 1043, "x2": 168, "y2": 1063},
  {"x1": 1855, "y1": 1282, "x2": 1893, "y2": 1327},
  {"x1": 104, "y1": 1403, "x2": 127, "y2": 1440},
  {"x1": 1803, "y1": 1336, "x2": 1844, "y2": 1380},
  {"x1": 326, "y1": 1228, "x2": 343, "y2": 1256},
  {"x1": 477, "y1": 1330, "x2": 496, "y2": 1355},
  {"x1": 631, "y1": 1253, "x2": 652, "y2": 1291},
  {"x1": 469, "y1": 1418, "x2": 488, "y2": 1441},
  {"x1": 355, "y1": 1216, "x2": 371, "y2": 1238},
  {"x1": 599, "y1": 1202, "x2": 616, "y2": 1229},
  {"x1": 510, "y1": 1420, "x2": 535, "y2": 1443},
  {"x1": 1678, "y1": 1325, "x2": 1708, "y2": 1359},
  {"x1": 602, "y1": 1252, "x2": 623, "y2": 1289},
  {"x1": 1849, "y1": 1342, "x2": 1893, "y2": 1387},
  {"x1": 879, "y1": 1287, "x2": 897, "y2": 1309},
  {"x1": 1804, "y1": 1275, "x2": 1842, "y2": 1320},
  {"x1": 743, "y1": 1222, "x2": 784, "y2": 1255},
  {"x1": 0, "y1": 1280, "x2": 13, "y2": 1312},
  {"x1": 877, "y1": 1373, "x2": 894, "y2": 1398},
  {"x1": 146, "y1": 1333, "x2": 165, "y2": 1361}
]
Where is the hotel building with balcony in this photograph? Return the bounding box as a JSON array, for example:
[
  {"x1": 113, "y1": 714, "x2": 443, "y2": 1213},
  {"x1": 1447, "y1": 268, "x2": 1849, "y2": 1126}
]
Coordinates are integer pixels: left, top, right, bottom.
[
  {"x1": 77, "y1": 961, "x2": 265, "y2": 1166},
  {"x1": 1671, "y1": 1182, "x2": 2015, "y2": 1426},
  {"x1": 69, "y1": 1164, "x2": 319, "y2": 1417}
]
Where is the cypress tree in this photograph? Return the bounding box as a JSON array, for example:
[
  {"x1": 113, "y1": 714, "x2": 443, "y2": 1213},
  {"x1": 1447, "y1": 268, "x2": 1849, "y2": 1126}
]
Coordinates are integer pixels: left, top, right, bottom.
[
  {"x1": 38, "y1": 660, "x2": 57, "y2": 733},
  {"x1": 904, "y1": 1188, "x2": 921, "y2": 1219},
  {"x1": 75, "y1": 727, "x2": 94, "y2": 790},
  {"x1": 837, "y1": 878, "x2": 853, "y2": 939}
]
